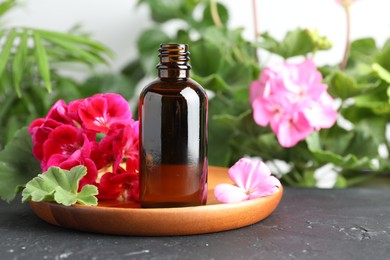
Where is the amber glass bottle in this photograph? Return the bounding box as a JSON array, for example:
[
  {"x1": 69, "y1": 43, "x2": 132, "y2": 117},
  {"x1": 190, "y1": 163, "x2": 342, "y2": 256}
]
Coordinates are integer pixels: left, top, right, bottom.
[{"x1": 138, "y1": 43, "x2": 208, "y2": 208}]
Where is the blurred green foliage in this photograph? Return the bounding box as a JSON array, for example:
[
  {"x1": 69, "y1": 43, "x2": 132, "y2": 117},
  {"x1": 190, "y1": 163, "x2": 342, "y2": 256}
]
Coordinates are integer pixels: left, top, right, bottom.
[
  {"x1": 123, "y1": 0, "x2": 390, "y2": 187},
  {"x1": 1, "y1": 0, "x2": 389, "y2": 189}
]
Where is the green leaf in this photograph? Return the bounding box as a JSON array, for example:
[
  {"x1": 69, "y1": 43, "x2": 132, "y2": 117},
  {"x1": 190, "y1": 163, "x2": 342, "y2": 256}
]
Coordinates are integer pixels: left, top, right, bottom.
[
  {"x1": 328, "y1": 70, "x2": 375, "y2": 100},
  {"x1": 219, "y1": 62, "x2": 252, "y2": 89},
  {"x1": 121, "y1": 59, "x2": 146, "y2": 87},
  {"x1": 39, "y1": 33, "x2": 107, "y2": 65},
  {"x1": 33, "y1": 32, "x2": 52, "y2": 93},
  {"x1": 192, "y1": 73, "x2": 228, "y2": 92},
  {"x1": 310, "y1": 150, "x2": 371, "y2": 170},
  {"x1": 334, "y1": 175, "x2": 347, "y2": 188},
  {"x1": 191, "y1": 41, "x2": 223, "y2": 77},
  {"x1": 353, "y1": 89, "x2": 390, "y2": 115},
  {"x1": 138, "y1": 0, "x2": 197, "y2": 23},
  {"x1": 22, "y1": 166, "x2": 98, "y2": 206},
  {"x1": 201, "y1": 2, "x2": 229, "y2": 28},
  {"x1": 0, "y1": 29, "x2": 17, "y2": 78},
  {"x1": 306, "y1": 132, "x2": 322, "y2": 151},
  {"x1": 35, "y1": 29, "x2": 112, "y2": 55},
  {"x1": 82, "y1": 74, "x2": 135, "y2": 100},
  {"x1": 372, "y1": 63, "x2": 390, "y2": 84},
  {"x1": 375, "y1": 38, "x2": 390, "y2": 71},
  {"x1": 388, "y1": 87, "x2": 390, "y2": 104},
  {"x1": 349, "y1": 38, "x2": 377, "y2": 64},
  {"x1": 137, "y1": 28, "x2": 171, "y2": 75},
  {"x1": 0, "y1": 127, "x2": 41, "y2": 202},
  {"x1": 306, "y1": 129, "x2": 373, "y2": 170},
  {"x1": 257, "y1": 29, "x2": 315, "y2": 59},
  {"x1": 12, "y1": 30, "x2": 28, "y2": 97},
  {"x1": 0, "y1": 0, "x2": 16, "y2": 17}
]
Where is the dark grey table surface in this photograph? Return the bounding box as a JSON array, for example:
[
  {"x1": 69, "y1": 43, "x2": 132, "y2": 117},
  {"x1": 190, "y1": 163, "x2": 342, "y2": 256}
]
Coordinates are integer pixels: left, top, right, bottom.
[{"x1": 1, "y1": 188, "x2": 389, "y2": 260}]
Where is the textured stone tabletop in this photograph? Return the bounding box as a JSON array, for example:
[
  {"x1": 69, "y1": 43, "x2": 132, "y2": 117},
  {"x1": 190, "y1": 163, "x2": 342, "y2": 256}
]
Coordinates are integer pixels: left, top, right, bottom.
[{"x1": 1, "y1": 188, "x2": 389, "y2": 260}]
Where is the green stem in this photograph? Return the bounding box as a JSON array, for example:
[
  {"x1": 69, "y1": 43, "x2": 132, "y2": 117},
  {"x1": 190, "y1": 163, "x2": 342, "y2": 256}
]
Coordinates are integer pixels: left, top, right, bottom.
[
  {"x1": 232, "y1": 47, "x2": 245, "y2": 63},
  {"x1": 340, "y1": 6, "x2": 351, "y2": 70},
  {"x1": 210, "y1": 0, "x2": 222, "y2": 28}
]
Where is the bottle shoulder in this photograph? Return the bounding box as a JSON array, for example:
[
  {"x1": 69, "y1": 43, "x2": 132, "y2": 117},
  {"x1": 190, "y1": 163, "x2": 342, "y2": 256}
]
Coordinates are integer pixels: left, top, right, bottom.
[{"x1": 139, "y1": 77, "x2": 207, "y2": 99}]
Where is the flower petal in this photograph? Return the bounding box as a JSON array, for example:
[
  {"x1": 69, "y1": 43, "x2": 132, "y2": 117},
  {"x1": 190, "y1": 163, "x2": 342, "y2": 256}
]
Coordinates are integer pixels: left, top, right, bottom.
[
  {"x1": 276, "y1": 112, "x2": 313, "y2": 148},
  {"x1": 214, "y1": 184, "x2": 248, "y2": 203},
  {"x1": 248, "y1": 177, "x2": 281, "y2": 199}
]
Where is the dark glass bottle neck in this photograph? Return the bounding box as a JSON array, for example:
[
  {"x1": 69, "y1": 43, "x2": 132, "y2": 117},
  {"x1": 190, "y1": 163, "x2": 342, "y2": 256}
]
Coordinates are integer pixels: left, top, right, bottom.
[{"x1": 157, "y1": 44, "x2": 191, "y2": 79}]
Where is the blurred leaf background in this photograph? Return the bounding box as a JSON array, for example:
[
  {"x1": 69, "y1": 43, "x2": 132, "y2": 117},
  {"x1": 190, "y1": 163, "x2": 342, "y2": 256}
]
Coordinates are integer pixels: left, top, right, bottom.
[{"x1": 0, "y1": 0, "x2": 389, "y2": 188}]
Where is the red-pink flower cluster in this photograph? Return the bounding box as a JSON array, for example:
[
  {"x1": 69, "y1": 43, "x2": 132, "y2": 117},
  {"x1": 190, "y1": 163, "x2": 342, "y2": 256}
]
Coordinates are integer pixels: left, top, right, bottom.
[
  {"x1": 28, "y1": 93, "x2": 139, "y2": 201},
  {"x1": 250, "y1": 59, "x2": 338, "y2": 148}
]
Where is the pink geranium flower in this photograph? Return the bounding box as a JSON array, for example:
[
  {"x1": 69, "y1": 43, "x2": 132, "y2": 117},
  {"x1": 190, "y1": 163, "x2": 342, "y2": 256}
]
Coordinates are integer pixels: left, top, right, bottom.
[
  {"x1": 250, "y1": 59, "x2": 337, "y2": 148},
  {"x1": 42, "y1": 124, "x2": 98, "y2": 187},
  {"x1": 214, "y1": 158, "x2": 280, "y2": 203},
  {"x1": 96, "y1": 165, "x2": 139, "y2": 200},
  {"x1": 28, "y1": 93, "x2": 140, "y2": 201},
  {"x1": 99, "y1": 121, "x2": 139, "y2": 173},
  {"x1": 78, "y1": 93, "x2": 133, "y2": 134},
  {"x1": 42, "y1": 125, "x2": 90, "y2": 169}
]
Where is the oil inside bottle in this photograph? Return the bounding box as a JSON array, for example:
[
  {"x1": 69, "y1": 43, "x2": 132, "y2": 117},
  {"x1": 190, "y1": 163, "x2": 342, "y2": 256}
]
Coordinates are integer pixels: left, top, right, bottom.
[{"x1": 139, "y1": 44, "x2": 208, "y2": 208}]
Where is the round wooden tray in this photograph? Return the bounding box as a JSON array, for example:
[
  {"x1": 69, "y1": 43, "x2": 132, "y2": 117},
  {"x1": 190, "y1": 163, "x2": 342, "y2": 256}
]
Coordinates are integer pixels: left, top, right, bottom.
[{"x1": 30, "y1": 166, "x2": 283, "y2": 236}]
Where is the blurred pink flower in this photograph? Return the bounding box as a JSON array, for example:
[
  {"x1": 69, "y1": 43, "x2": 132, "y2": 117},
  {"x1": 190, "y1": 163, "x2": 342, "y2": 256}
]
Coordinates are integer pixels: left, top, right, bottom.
[
  {"x1": 214, "y1": 158, "x2": 280, "y2": 203},
  {"x1": 250, "y1": 59, "x2": 337, "y2": 148}
]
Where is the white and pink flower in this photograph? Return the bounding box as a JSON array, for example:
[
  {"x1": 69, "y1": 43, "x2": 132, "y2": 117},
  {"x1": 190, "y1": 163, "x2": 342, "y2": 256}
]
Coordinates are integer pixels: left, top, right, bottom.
[
  {"x1": 250, "y1": 59, "x2": 337, "y2": 148},
  {"x1": 214, "y1": 158, "x2": 280, "y2": 203}
]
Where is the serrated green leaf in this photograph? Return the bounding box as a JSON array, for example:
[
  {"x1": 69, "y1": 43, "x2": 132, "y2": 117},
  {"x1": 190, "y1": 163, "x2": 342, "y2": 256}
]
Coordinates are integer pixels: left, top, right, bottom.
[
  {"x1": 12, "y1": 30, "x2": 28, "y2": 97},
  {"x1": 0, "y1": 29, "x2": 17, "y2": 78},
  {"x1": 72, "y1": 185, "x2": 98, "y2": 205},
  {"x1": 0, "y1": 127, "x2": 41, "y2": 202},
  {"x1": 54, "y1": 185, "x2": 98, "y2": 206},
  {"x1": 33, "y1": 32, "x2": 52, "y2": 93},
  {"x1": 22, "y1": 165, "x2": 98, "y2": 206},
  {"x1": 53, "y1": 187, "x2": 77, "y2": 206}
]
